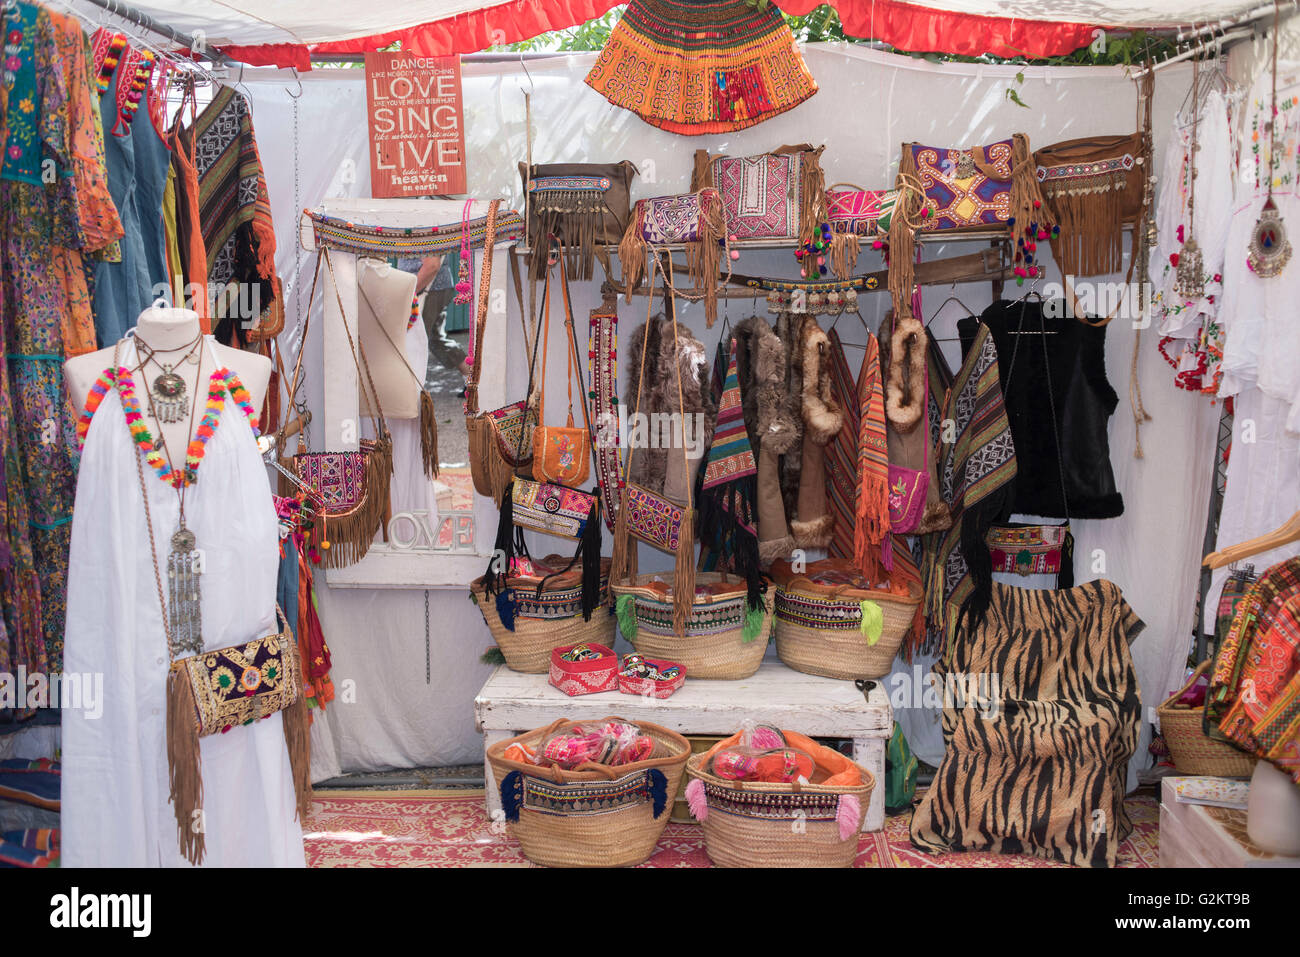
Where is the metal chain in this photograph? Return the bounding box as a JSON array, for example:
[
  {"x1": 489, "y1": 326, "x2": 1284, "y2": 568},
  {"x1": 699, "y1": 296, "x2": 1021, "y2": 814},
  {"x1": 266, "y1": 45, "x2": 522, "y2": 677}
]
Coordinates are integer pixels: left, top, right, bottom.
[
  {"x1": 291, "y1": 92, "x2": 310, "y2": 447},
  {"x1": 424, "y1": 589, "x2": 431, "y2": 684}
]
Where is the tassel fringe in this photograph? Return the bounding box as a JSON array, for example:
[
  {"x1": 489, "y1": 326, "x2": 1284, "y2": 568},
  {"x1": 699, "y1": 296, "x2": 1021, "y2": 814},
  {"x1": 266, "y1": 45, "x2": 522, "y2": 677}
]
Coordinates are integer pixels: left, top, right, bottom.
[
  {"x1": 671, "y1": 508, "x2": 696, "y2": 637},
  {"x1": 282, "y1": 685, "x2": 313, "y2": 821},
  {"x1": 166, "y1": 667, "x2": 205, "y2": 866},
  {"x1": 420, "y1": 390, "x2": 440, "y2": 480}
]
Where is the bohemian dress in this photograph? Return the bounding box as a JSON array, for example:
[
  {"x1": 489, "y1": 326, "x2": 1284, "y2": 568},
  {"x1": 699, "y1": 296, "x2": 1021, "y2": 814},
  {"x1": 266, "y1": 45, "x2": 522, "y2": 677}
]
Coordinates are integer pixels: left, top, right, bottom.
[{"x1": 61, "y1": 338, "x2": 305, "y2": 867}]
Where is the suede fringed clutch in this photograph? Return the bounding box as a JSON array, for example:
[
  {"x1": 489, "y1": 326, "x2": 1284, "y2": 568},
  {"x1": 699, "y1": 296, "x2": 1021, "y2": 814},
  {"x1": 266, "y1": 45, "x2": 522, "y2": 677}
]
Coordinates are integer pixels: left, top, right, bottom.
[{"x1": 619, "y1": 188, "x2": 727, "y2": 327}]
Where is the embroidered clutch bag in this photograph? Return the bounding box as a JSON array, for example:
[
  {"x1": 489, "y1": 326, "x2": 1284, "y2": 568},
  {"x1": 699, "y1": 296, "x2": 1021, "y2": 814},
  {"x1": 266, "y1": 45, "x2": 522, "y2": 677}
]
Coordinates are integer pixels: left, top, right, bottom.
[
  {"x1": 629, "y1": 189, "x2": 724, "y2": 244},
  {"x1": 171, "y1": 608, "x2": 300, "y2": 737},
  {"x1": 623, "y1": 481, "x2": 686, "y2": 552},
  {"x1": 510, "y1": 479, "x2": 600, "y2": 541},
  {"x1": 695, "y1": 145, "x2": 826, "y2": 243},
  {"x1": 486, "y1": 400, "x2": 538, "y2": 468},
  {"x1": 987, "y1": 522, "x2": 1074, "y2": 578},
  {"x1": 905, "y1": 139, "x2": 1016, "y2": 230},
  {"x1": 826, "y1": 183, "x2": 888, "y2": 236}
]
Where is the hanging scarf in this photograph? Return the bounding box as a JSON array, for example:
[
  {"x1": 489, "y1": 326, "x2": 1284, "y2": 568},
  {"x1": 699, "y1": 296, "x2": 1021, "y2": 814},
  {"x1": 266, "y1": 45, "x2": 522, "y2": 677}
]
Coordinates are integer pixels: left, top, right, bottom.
[
  {"x1": 853, "y1": 332, "x2": 890, "y2": 583},
  {"x1": 185, "y1": 85, "x2": 278, "y2": 347},
  {"x1": 920, "y1": 322, "x2": 1017, "y2": 659},
  {"x1": 696, "y1": 338, "x2": 763, "y2": 610},
  {"x1": 824, "y1": 328, "x2": 859, "y2": 561}
]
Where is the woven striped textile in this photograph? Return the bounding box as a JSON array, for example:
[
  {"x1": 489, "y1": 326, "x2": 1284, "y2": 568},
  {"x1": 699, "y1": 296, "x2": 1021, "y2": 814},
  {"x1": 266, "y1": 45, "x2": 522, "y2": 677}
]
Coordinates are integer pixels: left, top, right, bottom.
[{"x1": 825, "y1": 328, "x2": 859, "y2": 560}]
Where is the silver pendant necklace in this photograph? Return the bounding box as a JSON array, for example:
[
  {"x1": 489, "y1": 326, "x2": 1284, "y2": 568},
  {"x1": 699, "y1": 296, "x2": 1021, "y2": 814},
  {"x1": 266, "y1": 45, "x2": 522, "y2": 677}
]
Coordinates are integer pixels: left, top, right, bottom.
[
  {"x1": 1249, "y1": 2, "x2": 1293, "y2": 279},
  {"x1": 137, "y1": 334, "x2": 203, "y2": 425},
  {"x1": 139, "y1": 341, "x2": 207, "y2": 657}
]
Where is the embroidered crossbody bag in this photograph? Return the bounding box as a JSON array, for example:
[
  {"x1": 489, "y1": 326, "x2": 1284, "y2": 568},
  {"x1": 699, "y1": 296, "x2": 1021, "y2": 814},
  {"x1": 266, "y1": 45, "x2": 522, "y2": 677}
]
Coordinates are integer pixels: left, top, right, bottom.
[
  {"x1": 618, "y1": 187, "x2": 729, "y2": 326},
  {"x1": 986, "y1": 299, "x2": 1075, "y2": 588},
  {"x1": 609, "y1": 256, "x2": 698, "y2": 635},
  {"x1": 286, "y1": 246, "x2": 394, "y2": 569},
  {"x1": 532, "y1": 255, "x2": 594, "y2": 487},
  {"x1": 126, "y1": 364, "x2": 310, "y2": 866}
]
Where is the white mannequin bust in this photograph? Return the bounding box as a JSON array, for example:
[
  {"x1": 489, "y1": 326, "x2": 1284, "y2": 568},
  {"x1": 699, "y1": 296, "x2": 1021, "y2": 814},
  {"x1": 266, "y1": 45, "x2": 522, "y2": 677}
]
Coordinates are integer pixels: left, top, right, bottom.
[
  {"x1": 357, "y1": 259, "x2": 420, "y2": 419},
  {"x1": 66, "y1": 304, "x2": 272, "y2": 458}
]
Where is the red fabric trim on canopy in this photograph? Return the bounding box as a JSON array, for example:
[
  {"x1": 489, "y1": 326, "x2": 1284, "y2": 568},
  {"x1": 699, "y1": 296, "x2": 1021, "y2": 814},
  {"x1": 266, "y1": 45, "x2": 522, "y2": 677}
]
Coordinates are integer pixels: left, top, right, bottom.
[{"x1": 217, "y1": 0, "x2": 1102, "y2": 69}]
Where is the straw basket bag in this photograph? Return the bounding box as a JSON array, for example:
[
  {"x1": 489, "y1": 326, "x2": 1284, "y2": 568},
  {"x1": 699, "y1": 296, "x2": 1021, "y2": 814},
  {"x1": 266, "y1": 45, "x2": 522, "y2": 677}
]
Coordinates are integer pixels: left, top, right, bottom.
[
  {"x1": 770, "y1": 558, "x2": 922, "y2": 680},
  {"x1": 1157, "y1": 660, "x2": 1258, "y2": 777},
  {"x1": 470, "y1": 556, "x2": 614, "y2": 673},
  {"x1": 685, "y1": 745, "x2": 875, "y2": 868},
  {"x1": 611, "y1": 572, "x2": 772, "y2": 679},
  {"x1": 487, "y1": 717, "x2": 690, "y2": 867}
]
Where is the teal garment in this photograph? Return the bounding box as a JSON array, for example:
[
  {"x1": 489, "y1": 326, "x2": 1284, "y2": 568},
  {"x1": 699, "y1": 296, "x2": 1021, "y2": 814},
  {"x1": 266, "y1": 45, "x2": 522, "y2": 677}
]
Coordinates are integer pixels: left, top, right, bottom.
[
  {"x1": 90, "y1": 51, "x2": 172, "y2": 346},
  {"x1": 1, "y1": 3, "x2": 41, "y2": 185}
]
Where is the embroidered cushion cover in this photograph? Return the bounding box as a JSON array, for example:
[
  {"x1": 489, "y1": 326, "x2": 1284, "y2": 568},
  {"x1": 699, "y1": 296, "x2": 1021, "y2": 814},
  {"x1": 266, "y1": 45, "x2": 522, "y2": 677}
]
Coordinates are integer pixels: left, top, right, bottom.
[{"x1": 712, "y1": 153, "x2": 802, "y2": 240}]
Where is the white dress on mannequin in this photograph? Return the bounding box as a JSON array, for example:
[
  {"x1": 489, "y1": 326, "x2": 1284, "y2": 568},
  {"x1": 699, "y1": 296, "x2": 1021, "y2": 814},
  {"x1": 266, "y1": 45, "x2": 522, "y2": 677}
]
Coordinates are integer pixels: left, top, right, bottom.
[{"x1": 61, "y1": 338, "x2": 305, "y2": 867}]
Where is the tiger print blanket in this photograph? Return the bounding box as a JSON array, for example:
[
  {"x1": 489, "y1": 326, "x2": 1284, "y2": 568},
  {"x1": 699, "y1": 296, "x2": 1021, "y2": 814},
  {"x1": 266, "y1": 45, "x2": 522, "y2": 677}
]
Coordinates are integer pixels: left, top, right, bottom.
[{"x1": 910, "y1": 579, "x2": 1144, "y2": 868}]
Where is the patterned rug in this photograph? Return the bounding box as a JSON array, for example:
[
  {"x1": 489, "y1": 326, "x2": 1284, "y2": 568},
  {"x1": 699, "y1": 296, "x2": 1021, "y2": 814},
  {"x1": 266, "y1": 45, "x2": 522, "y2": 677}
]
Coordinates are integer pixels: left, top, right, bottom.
[{"x1": 303, "y1": 788, "x2": 1160, "y2": 868}]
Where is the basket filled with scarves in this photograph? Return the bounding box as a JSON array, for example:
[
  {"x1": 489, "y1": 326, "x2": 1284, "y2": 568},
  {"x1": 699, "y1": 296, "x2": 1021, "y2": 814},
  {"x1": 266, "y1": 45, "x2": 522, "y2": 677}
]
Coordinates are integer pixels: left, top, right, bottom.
[
  {"x1": 470, "y1": 555, "x2": 614, "y2": 674},
  {"x1": 769, "y1": 556, "x2": 922, "y2": 680},
  {"x1": 684, "y1": 726, "x2": 875, "y2": 868},
  {"x1": 487, "y1": 717, "x2": 691, "y2": 867},
  {"x1": 611, "y1": 572, "x2": 772, "y2": 680},
  {"x1": 1157, "y1": 661, "x2": 1257, "y2": 778}
]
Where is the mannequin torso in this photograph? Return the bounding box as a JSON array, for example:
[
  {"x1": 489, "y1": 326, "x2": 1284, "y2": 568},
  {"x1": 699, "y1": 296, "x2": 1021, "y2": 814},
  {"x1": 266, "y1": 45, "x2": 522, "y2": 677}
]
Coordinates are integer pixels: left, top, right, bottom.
[{"x1": 66, "y1": 305, "x2": 272, "y2": 455}]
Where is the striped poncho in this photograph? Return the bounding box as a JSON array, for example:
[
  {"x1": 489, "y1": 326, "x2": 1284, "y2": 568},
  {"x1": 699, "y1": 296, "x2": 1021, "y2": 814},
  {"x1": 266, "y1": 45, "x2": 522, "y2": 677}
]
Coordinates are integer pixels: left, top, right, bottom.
[
  {"x1": 182, "y1": 84, "x2": 278, "y2": 345},
  {"x1": 921, "y1": 321, "x2": 1017, "y2": 658}
]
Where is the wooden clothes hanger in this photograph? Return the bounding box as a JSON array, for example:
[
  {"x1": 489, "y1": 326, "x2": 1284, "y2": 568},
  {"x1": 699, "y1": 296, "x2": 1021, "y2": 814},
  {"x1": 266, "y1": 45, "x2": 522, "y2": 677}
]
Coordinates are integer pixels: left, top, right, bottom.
[{"x1": 1203, "y1": 510, "x2": 1300, "y2": 569}]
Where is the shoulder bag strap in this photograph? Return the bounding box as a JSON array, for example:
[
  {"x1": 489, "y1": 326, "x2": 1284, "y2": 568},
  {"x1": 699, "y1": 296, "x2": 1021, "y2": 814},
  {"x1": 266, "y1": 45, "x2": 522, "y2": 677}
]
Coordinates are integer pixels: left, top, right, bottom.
[
  {"x1": 463, "y1": 199, "x2": 501, "y2": 414},
  {"x1": 320, "y1": 245, "x2": 389, "y2": 441}
]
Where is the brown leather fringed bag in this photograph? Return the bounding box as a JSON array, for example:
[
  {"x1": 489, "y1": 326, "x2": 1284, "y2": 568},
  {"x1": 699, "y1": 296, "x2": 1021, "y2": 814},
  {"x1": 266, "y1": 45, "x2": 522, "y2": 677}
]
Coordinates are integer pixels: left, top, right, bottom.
[
  {"x1": 290, "y1": 246, "x2": 395, "y2": 569},
  {"x1": 519, "y1": 161, "x2": 638, "y2": 281},
  {"x1": 1033, "y1": 133, "x2": 1146, "y2": 279}
]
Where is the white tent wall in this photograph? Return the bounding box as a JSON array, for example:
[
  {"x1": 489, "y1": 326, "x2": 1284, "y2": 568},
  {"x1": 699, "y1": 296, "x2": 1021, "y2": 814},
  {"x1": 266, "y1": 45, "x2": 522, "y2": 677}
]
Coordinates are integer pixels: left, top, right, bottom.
[{"x1": 242, "y1": 43, "x2": 1218, "y2": 781}]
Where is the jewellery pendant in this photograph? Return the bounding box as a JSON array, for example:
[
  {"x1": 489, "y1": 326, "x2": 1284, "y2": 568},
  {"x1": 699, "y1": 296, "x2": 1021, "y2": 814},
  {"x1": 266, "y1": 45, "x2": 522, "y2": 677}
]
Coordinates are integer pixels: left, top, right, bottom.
[
  {"x1": 152, "y1": 367, "x2": 189, "y2": 424},
  {"x1": 166, "y1": 520, "x2": 203, "y2": 657},
  {"x1": 1174, "y1": 237, "x2": 1206, "y2": 299},
  {"x1": 1248, "y1": 197, "x2": 1292, "y2": 279}
]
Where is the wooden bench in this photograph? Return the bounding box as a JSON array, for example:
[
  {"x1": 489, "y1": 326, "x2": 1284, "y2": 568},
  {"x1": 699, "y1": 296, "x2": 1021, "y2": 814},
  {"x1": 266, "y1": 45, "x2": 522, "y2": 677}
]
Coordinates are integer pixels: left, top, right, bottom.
[{"x1": 474, "y1": 660, "x2": 893, "y2": 831}]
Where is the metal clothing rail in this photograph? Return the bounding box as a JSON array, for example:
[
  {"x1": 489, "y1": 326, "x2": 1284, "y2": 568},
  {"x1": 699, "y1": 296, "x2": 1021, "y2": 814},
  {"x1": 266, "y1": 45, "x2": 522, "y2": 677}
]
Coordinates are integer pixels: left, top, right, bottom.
[{"x1": 74, "y1": 0, "x2": 238, "y2": 66}]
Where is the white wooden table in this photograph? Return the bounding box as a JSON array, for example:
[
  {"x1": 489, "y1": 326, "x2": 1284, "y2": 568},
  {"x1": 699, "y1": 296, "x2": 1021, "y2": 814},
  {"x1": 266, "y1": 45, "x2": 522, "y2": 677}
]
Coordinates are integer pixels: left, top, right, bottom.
[{"x1": 474, "y1": 660, "x2": 893, "y2": 831}]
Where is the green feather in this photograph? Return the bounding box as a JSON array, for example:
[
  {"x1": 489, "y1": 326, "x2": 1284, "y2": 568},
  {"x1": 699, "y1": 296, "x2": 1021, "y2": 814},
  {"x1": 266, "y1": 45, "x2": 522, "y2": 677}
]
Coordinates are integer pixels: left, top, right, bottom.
[
  {"x1": 615, "y1": 593, "x2": 638, "y2": 640},
  {"x1": 480, "y1": 647, "x2": 506, "y2": 665},
  {"x1": 742, "y1": 598, "x2": 768, "y2": 643},
  {"x1": 859, "y1": 600, "x2": 884, "y2": 646}
]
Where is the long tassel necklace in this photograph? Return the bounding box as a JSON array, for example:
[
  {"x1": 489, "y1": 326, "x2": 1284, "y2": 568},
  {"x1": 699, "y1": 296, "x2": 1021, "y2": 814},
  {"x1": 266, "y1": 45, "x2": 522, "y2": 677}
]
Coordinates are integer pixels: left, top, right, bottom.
[
  {"x1": 1175, "y1": 58, "x2": 1207, "y2": 298},
  {"x1": 1248, "y1": 0, "x2": 1293, "y2": 278},
  {"x1": 138, "y1": 343, "x2": 207, "y2": 657},
  {"x1": 136, "y1": 333, "x2": 203, "y2": 424}
]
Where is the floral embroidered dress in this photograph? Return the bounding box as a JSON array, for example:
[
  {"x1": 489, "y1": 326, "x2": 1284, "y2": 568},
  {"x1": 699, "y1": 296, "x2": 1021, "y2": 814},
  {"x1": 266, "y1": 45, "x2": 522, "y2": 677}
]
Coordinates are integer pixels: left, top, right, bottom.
[{"x1": 0, "y1": 3, "x2": 120, "y2": 682}]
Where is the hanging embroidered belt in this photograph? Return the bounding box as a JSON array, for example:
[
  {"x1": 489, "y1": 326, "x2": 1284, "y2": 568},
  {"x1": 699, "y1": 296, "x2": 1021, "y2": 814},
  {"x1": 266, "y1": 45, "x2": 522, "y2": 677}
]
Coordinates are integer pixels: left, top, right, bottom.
[
  {"x1": 588, "y1": 304, "x2": 621, "y2": 532},
  {"x1": 738, "y1": 275, "x2": 877, "y2": 314},
  {"x1": 304, "y1": 209, "x2": 524, "y2": 256}
]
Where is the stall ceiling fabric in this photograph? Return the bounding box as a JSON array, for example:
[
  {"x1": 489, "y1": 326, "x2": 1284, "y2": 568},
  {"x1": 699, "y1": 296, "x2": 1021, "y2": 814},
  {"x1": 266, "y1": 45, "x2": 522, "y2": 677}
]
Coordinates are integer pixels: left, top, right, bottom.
[{"x1": 72, "y1": 0, "x2": 1266, "y2": 67}]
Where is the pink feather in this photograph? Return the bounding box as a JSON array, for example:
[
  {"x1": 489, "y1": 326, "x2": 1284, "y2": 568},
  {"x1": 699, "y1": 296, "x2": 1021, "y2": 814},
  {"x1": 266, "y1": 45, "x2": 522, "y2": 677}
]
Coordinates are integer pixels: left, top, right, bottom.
[
  {"x1": 685, "y1": 778, "x2": 708, "y2": 821},
  {"x1": 837, "y1": 794, "x2": 861, "y2": 841}
]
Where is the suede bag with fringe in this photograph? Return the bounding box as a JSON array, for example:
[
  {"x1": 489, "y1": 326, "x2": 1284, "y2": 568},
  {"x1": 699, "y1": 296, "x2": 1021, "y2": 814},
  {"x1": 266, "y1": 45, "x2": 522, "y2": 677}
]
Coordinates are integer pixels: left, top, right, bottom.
[{"x1": 620, "y1": 188, "x2": 727, "y2": 326}]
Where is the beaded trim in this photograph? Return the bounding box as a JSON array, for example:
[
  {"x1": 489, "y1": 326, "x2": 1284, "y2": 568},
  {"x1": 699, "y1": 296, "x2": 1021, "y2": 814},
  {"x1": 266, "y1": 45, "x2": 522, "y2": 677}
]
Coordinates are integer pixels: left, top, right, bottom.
[
  {"x1": 305, "y1": 208, "x2": 523, "y2": 257},
  {"x1": 632, "y1": 592, "x2": 748, "y2": 638},
  {"x1": 702, "y1": 779, "x2": 840, "y2": 821},
  {"x1": 76, "y1": 366, "x2": 259, "y2": 488},
  {"x1": 774, "y1": 589, "x2": 863, "y2": 630}
]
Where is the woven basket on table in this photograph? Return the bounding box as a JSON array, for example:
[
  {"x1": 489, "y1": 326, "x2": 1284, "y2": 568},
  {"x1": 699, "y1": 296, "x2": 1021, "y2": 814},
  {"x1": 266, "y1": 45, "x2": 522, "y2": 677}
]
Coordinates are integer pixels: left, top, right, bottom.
[
  {"x1": 470, "y1": 556, "x2": 614, "y2": 673},
  {"x1": 486, "y1": 717, "x2": 690, "y2": 867},
  {"x1": 1158, "y1": 660, "x2": 1257, "y2": 777},
  {"x1": 685, "y1": 750, "x2": 875, "y2": 868},
  {"x1": 611, "y1": 572, "x2": 772, "y2": 680},
  {"x1": 770, "y1": 558, "x2": 922, "y2": 680}
]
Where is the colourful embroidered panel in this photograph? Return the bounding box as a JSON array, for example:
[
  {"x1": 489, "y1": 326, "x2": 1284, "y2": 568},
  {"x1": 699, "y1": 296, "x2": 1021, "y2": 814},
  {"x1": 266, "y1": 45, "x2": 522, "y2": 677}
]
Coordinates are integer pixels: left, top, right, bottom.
[
  {"x1": 826, "y1": 187, "x2": 887, "y2": 235},
  {"x1": 178, "y1": 631, "x2": 297, "y2": 736},
  {"x1": 632, "y1": 591, "x2": 747, "y2": 638},
  {"x1": 515, "y1": 768, "x2": 657, "y2": 817},
  {"x1": 702, "y1": 780, "x2": 840, "y2": 821},
  {"x1": 987, "y1": 523, "x2": 1070, "y2": 576},
  {"x1": 306, "y1": 209, "x2": 524, "y2": 257},
  {"x1": 1036, "y1": 153, "x2": 1135, "y2": 187},
  {"x1": 511, "y1": 479, "x2": 595, "y2": 541},
  {"x1": 502, "y1": 575, "x2": 611, "y2": 621},
  {"x1": 486, "y1": 401, "x2": 537, "y2": 465},
  {"x1": 910, "y1": 140, "x2": 1014, "y2": 230},
  {"x1": 887, "y1": 465, "x2": 928, "y2": 533},
  {"x1": 1, "y1": 3, "x2": 41, "y2": 185},
  {"x1": 294, "y1": 448, "x2": 371, "y2": 516},
  {"x1": 702, "y1": 340, "x2": 756, "y2": 489},
  {"x1": 713, "y1": 153, "x2": 800, "y2": 240},
  {"x1": 528, "y1": 175, "x2": 611, "y2": 193},
  {"x1": 624, "y1": 482, "x2": 684, "y2": 551},
  {"x1": 775, "y1": 590, "x2": 864, "y2": 631},
  {"x1": 633, "y1": 189, "x2": 717, "y2": 243}
]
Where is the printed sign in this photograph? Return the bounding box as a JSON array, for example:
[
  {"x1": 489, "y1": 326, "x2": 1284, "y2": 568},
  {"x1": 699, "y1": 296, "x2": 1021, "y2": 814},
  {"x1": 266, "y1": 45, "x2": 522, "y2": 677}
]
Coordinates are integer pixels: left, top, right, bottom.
[{"x1": 364, "y1": 52, "x2": 466, "y2": 197}]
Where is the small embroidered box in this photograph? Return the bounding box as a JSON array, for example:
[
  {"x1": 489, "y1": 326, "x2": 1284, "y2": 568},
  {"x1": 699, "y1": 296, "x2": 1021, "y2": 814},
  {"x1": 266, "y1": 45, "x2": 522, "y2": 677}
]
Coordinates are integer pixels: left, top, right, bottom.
[
  {"x1": 549, "y1": 643, "x2": 618, "y2": 696},
  {"x1": 617, "y1": 658, "x2": 686, "y2": 700}
]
